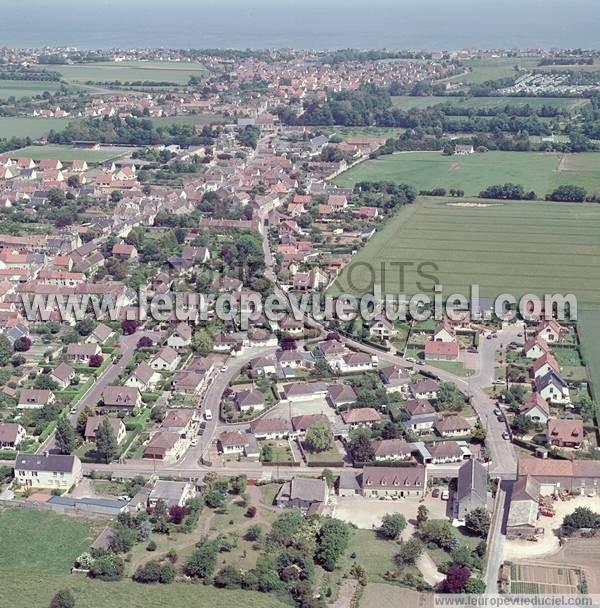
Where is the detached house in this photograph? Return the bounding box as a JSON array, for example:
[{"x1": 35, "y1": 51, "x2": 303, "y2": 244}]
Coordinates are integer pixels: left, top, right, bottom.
[
  {"x1": 335, "y1": 352, "x2": 375, "y2": 374},
  {"x1": 251, "y1": 417, "x2": 292, "y2": 440},
  {"x1": 150, "y1": 346, "x2": 180, "y2": 371},
  {"x1": 341, "y1": 407, "x2": 381, "y2": 428},
  {"x1": 18, "y1": 389, "x2": 55, "y2": 410},
  {"x1": 14, "y1": 453, "x2": 82, "y2": 490},
  {"x1": 520, "y1": 392, "x2": 551, "y2": 424},
  {"x1": 535, "y1": 319, "x2": 563, "y2": 344},
  {"x1": 368, "y1": 316, "x2": 396, "y2": 341},
  {"x1": 378, "y1": 365, "x2": 411, "y2": 395},
  {"x1": 0, "y1": 422, "x2": 26, "y2": 448},
  {"x1": 167, "y1": 323, "x2": 193, "y2": 349},
  {"x1": 372, "y1": 438, "x2": 414, "y2": 462},
  {"x1": 66, "y1": 342, "x2": 101, "y2": 364},
  {"x1": 547, "y1": 418, "x2": 583, "y2": 449},
  {"x1": 535, "y1": 370, "x2": 570, "y2": 405},
  {"x1": 49, "y1": 362, "x2": 75, "y2": 389},
  {"x1": 99, "y1": 386, "x2": 142, "y2": 413},
  {"x1": 84, "y1": 416, "x2": 127, "y2": 445},
  {"x1": 434, "y1": 415, "x2": 472, "y2": 437},
  {"x1": 531, "y1": 352, "x2": 560, "y2": 379},
  {"x1": 523, "y1": 336, "x2": 550, "y2": 359},
  {"x1": 126, "y1": 361, "x2": 160, "y2": 391},
  {"x1": 217, "y1": 431, "x2": 259, "y2": 458},
  {"x1": 425, "y1": 339, "x2": 459, "y2": 361},
  {"x1": 456, "y1": 458, "x2": 490, "y2": 520},
  {"x1": 234, "y1": 388, "x2": 265, "y2": 413},
  {"x1": 410, "y1": 379, "x2": 439, "y2": 400}
]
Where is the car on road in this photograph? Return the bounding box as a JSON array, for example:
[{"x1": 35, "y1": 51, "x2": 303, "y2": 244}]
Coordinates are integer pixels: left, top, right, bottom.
[
  {"x1": 204, "y1": 409, "x2": 213, "y2": 420},
  {"x1": 220, "y1": 365, "x2": 228, "y2": 372},
  {"x1": 517, "y1": 332, "x2": 523, "y2": 337},
  {"x1": 467, "y1": 347, "x2": 478, "y2": 353},
  {"x1": 416, "y1": 360, "x2": 425, "y2": 366},
  {"x1": 113, "y1": 354, "x2": 122, "y2": 364},
  {"x1": 493, "y1": 408, "x2": 502, "y2": 417},
  {"x1": 492, "y1": 379, "x2": 506, "y2": 385},
  {"x1": 406, "y1": 357, "x2": 416, "y2": 363},
  {"x1": 441, "y1": 490, "x2": 449, "y2": 500},
  {"x1": 502, "y1": 431, "x2": 510, "y2": 440},
  {"x1": 190, "y1": 438, "x2": 198, "y2": 446},
  {"x1": 431, "y1": 488, "x2": 440, "y2": 498},
  {"x1": 117, "y1": 495, "x2": 131, "y2": 501},
  {"x1": 70, "y1": 406, "x2": 78, "y2": 415}
]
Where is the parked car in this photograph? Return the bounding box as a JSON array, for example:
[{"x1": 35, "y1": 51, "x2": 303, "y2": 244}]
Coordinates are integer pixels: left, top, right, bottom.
[
  {"x1": 431, "y1": 488, "x2": 440, "y2": 498},
  {"x1": 204, "y1": 409, "x2": 213, "y2": 420},
  {"x1": 467, "y1": 347, "x2": 478, "y2": 353},
  {"x1": 493, "y1": 408, "x2": 502, "y2": 417},
  {"x1": 190, "y1": 438, "x2": 198, "y2": 446},
  {"x1": 441, "y1": 490, "x2": 449, "y2": 500},
  {"x1": 220, "y1": 365, "x2": 228, "y2": 372},
  {"x1": 502, "y1": 431, "x2": 510, "y2": 440}
]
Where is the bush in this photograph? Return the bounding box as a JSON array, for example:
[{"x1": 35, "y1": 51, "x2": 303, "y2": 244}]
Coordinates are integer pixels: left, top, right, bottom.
[
  {"x1": 379, "y1": 513, "x2": 407, "y2": 540},
  {"x1": 146, "y1": 540, "x2": 157, "y2": 551},
  {"x1": 49, "y1": 589, "x2": 75, "y2": 608}
]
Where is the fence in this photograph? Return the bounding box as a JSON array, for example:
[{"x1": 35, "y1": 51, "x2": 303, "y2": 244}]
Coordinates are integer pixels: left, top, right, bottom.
[{"x1": 0, "y1": 497, "x2": 115, "y2": 519}]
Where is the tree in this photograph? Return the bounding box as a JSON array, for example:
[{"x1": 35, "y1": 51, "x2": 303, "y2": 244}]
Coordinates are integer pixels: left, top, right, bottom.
[
  {"x1": 439, "y1": 565, "x2": 471, "y2": 593},
  {"x1": 394, "y1": 538, "x2": 423, "y2": 566},
  {"x1": 121, "y1": 319, "x2": 138, "y2": 335},
  {"x1": 34, "y1": 374, "x2": 59, "y2": 391},
  {"x1": 55, "y1": 417, "x2": 78, "y2": 455},
  {"x1": 304, "y1": 420, "x2": 334, "y2": 453},
  {"x1": 245, "y1": 524, "x2": 262, "y2": 541},
  {"x1": 75, "y1": 318, "x2": 96, "y2": 337},
  {"x1": 89, "y1": 354, "x2": 103, "y2": 368},
  {"x1": 89, "y1": 551, "x2": 124, "y2": 580},
  {"x1": 417, "y1": 520, "x2": 457, "y2": 550},
  {"x1": 137, "y1": 336, "x2": 153, "y2": 348},
  {"x1": 465, "y1": 507, "x2": 491, "y2": 537},
  {"x1": 185, "y1": 540, "x2": 218, "y2": 579},
  {"x1": 214, "y1": 564, "x2": 243, "y2": 588},
  {"x1": 203, "y1": 490, "x2": 226, "y2": 509},
  {"x1": 511, "y1": 414, "x2": 534, "y2": 436},
  {"x1": 192, "y1": 329, "x2": 213, "y2": 355},
  {"x1": 465, "y1": 577, "x2": 486, "y2": 594},
  {"x1": 562, "y1": 507, "x2": 600, "y2": 534},
  {"x1": 0, "y1": 335, "x2": 13, "y2": 366},
  {"x1": 315, "y1": 518, "x2": 350, "y2": 571},
  {"x1": 437, "y1": 382, "x2": 465, "y2": 411},
  {"x1": 49, "y1": 589, "x2": 75, "y2": 608},
  {"x1": 14, "y1": 336, "x2": 32, "y2": 352},
  {"x1": 347, "y1": 429, "x2": 375, "y2": 462},
  {"x1": 76, "y1": 405, "x2": 94, "y2": 436},
  {"x1": 231, "y1": 475, "x2": 247, "y2": 495},
  {"x1": 109, "y1": 525, "x2": 137, "y2": 553},
  {"x1": 379, "y1": 513, "x2": 407, "y2": 540},
  {"x1": 417, "y1": 504, "x2": 429, "y2": 525},
  {"x1": 95, "y1": 417, "x2": 118, "y2": 463}
]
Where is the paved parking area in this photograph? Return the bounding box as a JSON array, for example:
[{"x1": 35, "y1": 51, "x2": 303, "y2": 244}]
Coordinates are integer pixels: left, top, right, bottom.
[{"x1": 332, "y1": 493, "x2": 450, "y2": 532}]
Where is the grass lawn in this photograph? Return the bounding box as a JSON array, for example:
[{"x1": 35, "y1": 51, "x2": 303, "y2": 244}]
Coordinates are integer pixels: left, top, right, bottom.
[
  {"x1": 0, "y1": 116, "x2": 78, "y2": 139},
  {"x1": 335, "y1": 150, "x2": 600, "y2": 197},
  {"x1": 0, "y1": 508, "x2": 100, "y2": 575},
  {"x1": 390, "y1": 95, "x2": 587, "y2": 112},
  {"x1": 150, "y1": 113, "x2": 225, "y2": 128},
  {"x1": 259, "y1": 440, "x2": 293, "y2": 464},
  {"x1": 319, "y1": 126, "x2": 405, "y2": 139},
  {"x1": 7, "y1": 144, "x2": 132, "y2": 163},
  {"x1": 54, "y1": 61, "x2": 207, "y2": 85},
  {"x1": 259, "y1": 482, "x2": 283, "y2": 507},
  {"x1": 447, "y1": 57, "x2": 541, "y2": 85},
  {"x1": 330, "y1": 197, "x2": 600, "y2": 304},
  {"x1": 0, "y1": 79, "x2": 65, "y2": 100},
  {"x1": 427, "y1": 360, "x2": 474, "y2": 377},
  {"x1": 578, "y1": 307, "x2": 600, "y2": 401},
  {"x1": 3, "y1": 574, "x2": 290, "y2": 608},
  {"x1": 302, "y1": 442, "x2": 344, "y2": 464}
]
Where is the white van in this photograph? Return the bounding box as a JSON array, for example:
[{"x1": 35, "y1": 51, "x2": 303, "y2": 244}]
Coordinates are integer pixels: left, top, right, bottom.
[{"x1": 204, "y1": 409, "x2": 213, "y2": 420}]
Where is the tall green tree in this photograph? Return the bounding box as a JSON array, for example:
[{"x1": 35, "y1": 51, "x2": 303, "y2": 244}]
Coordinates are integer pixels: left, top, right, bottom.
[
  {"x1": 55, "y1": 417, "x2": 78, "y2": 455},
  {"x1": 0, "y1": 335, "x2": 13, "y2": 366},
  {"x1": 95, "y1": 418, "x2": 118, "y2": 463},
  {"x1": 304, "y1": 421, "x2": 333, "y2": 453}
]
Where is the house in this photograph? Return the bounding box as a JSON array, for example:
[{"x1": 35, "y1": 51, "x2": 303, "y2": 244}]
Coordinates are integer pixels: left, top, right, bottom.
[
  {"x1": 143, "y1": 431, "x2": 184, "y2": 461},
  {"x1": 523, "y1": 336, "x2": 550, "y2": 359},
  {"x1": 86, "y1": 323, "x2": 114, "y2": 345},
  {"x1": 148, "y1": 480, "x2": 196, "y2": 508},
  {"x1": 341, "y1": 407, "x2": 381, "y2": 428},
  {"x1": 276, "y1": 349, "x2": 307, "y2": 370},
  {"x1": 112, "y1": 243, "x2": 138, "y2": 260},
  {"x1": 279, "y1": 316, "x2": 304, "y2": 336},
  {"x1": 49, "y1": 362, "x2": 75, "y2": 389},
  {"x1": 361, "y1": 465, "x2": 427, "y2": 498},
  {"x1": 368, "y1": 316, "x2": 396, "y2": 341},
  {"x1": 167, "y1": 323, "x2": 193, "y2": 349},
  {"x1": 454, "y1": 144, "x2": 474, "y2": 155},
  {"x1": 335, "y1": 352, "x2": 375, "y2": 374},
  {"x1": 424, "y1": 339, "x2": 460, "y2": 361},
  {"x1": 18, "y1": 388, "x2": 55, "y2": 410},
  {"x1": 531, "y1": 352, "x2": 560, "y2": 379},
  {"x1": 99, "y1": 386, "x2": 142, "y2": 413},
  {"x1": 150, "y1": 346, "x2": 180, "y2": 371},
  {"x1": 217, "y1": 431, "x2": 259, "y2": 458},
  {"x1": 535, "y1": 319, "x2": 564, "y2": 344},
  {"x1": 14, "y1": 453, "x2": 82, "y2": 489},
  {"x1": 434, "y1": 415, "x2": 472, "y2": 437},
  {"x1": 275, "y1": 477, "x2": 329, "y2": 514},
  {"x1": 426, "y1": 441, "x2": 467, "y2": 464},
  {"x1": 125, "y1": 361, "x2": 160, "y2": 391},
  {"x1": 84, "y1": 417, "x2": 127, "y2": 445},
  {"x1": 506, "y1": 475, "x2": 542, "y2": 539},
  {"x1": 234, "y1": 388, "x2": 265, "y2": 413},
  {"x1": 402, "y1": 399, "x2": 438, "y2": 434},
  {"x1": 410, "y1": 379, "x2": 439, "y2": 400},
  {"x1": 291, "y1": 414, "x2": 329, "y2": 438},
  {"x1": 456, "y1": 458, "x2": 490, "y2": 520},
  {"x1": 0, "y1": 422, "x2": 26, "y2": 448},
  {"x1": 281, "y1": 381, "x2": 328, "y2": 403},
  {"x1": 517, "y1": 458, "x2": 600, "y2": 495},
  {"x1": 547, "y1": 418, "x2": 583, "y2": 449},
  {"x1": 519, "y1": 392, "x2": 550, "y2": 424},
  {"x1": 66, "y1": 342, "x2": 101, "y2": 363},
  {"x1": 433, "y1": 320, "x2": 455, "y2": 342},
  {"x1": 535, "y1": 370, "x2": 570, "y2": 404},
  {"x1": 250, "y1": 356, "x2": 277, "y2": 377},
  {"x1": 161, "y1": 409, "x2": 198, "y2": 438},
  {"x1": 250, "y1": 417, "x2": 292, "y2": 440},
  {"x1": 337, "y1": 471, "x2": 362, "y2": 497},
  {"x1": 378, "y1": 365, "x2": 411, "y2": 394},
  {"x1": 327, "y1": 383, "x2": 357, "y2": 408},
  {"x1": 372, "y1": 438, "x2": 414, "y2": 461}
]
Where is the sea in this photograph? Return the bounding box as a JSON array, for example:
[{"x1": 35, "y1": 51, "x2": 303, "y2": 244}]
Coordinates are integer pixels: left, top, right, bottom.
[{"x1": 0, "y1": 0, "x2": 599, "y2": 51}]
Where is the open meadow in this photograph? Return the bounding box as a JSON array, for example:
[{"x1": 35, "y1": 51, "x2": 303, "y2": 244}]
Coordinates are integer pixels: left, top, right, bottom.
[
  {"x1": 0, "y1": 116, "x2": 77, "y2": 139},
  {"x1": 334, "y1": 151, "x2": 600, "y2": 197},
  {"x1": 0, "y1": 79, "x2": 65, "y2": 100},
  {"x1": 390, "y1": 96, "x2": 588, "y2": 112},
  {"x1": 446, "y1": 57, "x2": 541, "y2": 85},
  {"x1": 8, "y1": 144, "x2": 132, "y2": 163},
  {"x1": 54, "y1": 61, "x2": 207, "y2": 85},
  {"x1": 330, "y1": 196, "x2": 600, "y2": 304}
]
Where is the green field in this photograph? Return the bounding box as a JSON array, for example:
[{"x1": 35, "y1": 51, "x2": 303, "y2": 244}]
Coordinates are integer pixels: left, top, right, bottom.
[
  {"x1": 0, "y1": 116, "x2": 77, "y2": 139},
  {"x1": 447, "y1": 57, "x2": 541, "y2": 85},
  {"x1": 8, "y1": 144, "x2": 132, "y2": 163},
  {"x1": 335, "y1": 151, "x2": 600, "y2": 197},
  {"x1": 150, "y1": 113, "x2": 225, "y2": 128},
  {"x1": 578, "y1": 308, "x2": 600, "y2": 401},
  {"x1": 391, "y1": 95, "x2": 588, "y2": 112},
  {"x1": 0, "y1": 507, "x2": 287, "y2": 608},
  {"x1": 330, "y1": 196, "x2": 600, "y2": 303},
  {"x1": 54, "y1": 61, "x2": 207, "y2": 85},
  {"x1": 0, "y1": 79, "x2": 65, "y2": 100}
]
